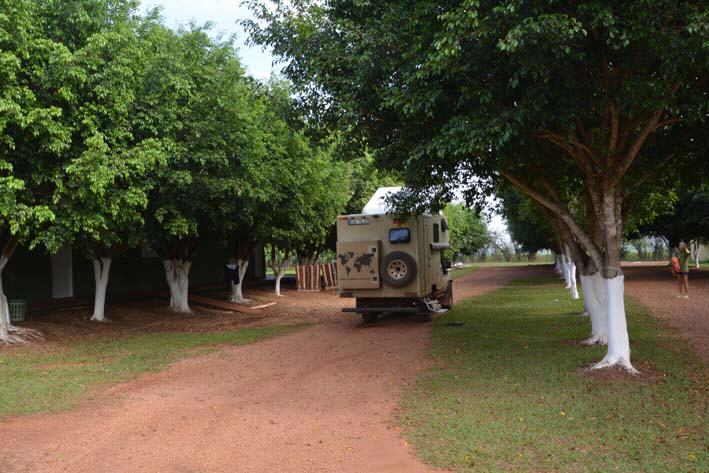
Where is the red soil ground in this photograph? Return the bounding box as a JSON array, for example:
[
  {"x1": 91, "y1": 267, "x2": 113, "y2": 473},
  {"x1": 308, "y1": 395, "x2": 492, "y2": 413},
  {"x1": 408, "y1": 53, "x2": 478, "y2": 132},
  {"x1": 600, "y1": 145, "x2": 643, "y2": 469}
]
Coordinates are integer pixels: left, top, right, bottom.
[
  {"x1": 0, "y1": 266, "x2": 532, "y2": 473},
  {"x1": 1, "y1": 264, "x2": 705, "y2": 472},
  {"x1": 622, "y1": 261, "x2": 709, "y2": 364}
]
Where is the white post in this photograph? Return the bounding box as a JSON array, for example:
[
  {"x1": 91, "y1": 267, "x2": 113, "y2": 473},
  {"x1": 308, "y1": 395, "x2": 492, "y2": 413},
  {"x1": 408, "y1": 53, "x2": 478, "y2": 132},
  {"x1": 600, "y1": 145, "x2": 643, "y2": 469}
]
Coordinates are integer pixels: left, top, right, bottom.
[
  {"x1": 230, "y1": 258, "x2": 250, "y2": 303},
  {"x1": 90, "y1": 257, "x2": 112, "y2": 322},
  {"x1": 591, "y1": 275, "x2": 636, "y2": 373},
  {"x1": 163, "y1": 259, "x2": 191, "y2": 313}
]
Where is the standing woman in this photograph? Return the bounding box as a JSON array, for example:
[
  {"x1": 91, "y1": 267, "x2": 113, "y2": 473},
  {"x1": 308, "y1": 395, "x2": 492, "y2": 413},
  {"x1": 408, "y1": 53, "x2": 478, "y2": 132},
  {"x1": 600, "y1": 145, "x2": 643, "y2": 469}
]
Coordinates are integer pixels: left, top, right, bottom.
[{"x1": 676, "y1": 241, "x2": 691, "y2": 298}]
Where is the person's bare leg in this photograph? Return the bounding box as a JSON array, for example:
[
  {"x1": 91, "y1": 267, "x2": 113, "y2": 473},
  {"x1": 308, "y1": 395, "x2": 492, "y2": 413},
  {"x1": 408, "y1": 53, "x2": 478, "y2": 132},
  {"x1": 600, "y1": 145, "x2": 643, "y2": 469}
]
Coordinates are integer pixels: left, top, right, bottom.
[
  {"x1": 678, "y1": 275, "x2": 684, "y2": 296},
  {"x1": 683, "y1": 274, "x2": 689, "y2": 297}
]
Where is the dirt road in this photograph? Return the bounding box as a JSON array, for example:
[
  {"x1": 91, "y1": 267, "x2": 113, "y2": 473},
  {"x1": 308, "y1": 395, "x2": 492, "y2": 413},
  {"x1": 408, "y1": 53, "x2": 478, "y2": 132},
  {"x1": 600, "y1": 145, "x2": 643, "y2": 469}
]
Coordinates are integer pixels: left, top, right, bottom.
[
  {"x1": 1, "y1": 266, "x2": 533, "y2": 473},
  {"x1": 623, "y1": 262, "x2": 709, "y2": 364}
]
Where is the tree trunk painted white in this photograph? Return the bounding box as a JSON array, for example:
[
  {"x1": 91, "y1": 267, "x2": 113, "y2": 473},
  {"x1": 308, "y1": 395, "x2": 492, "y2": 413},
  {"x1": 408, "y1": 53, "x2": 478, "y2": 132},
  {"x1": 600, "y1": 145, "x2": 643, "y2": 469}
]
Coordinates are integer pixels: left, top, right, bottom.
[
  {"x1": 694, "y1": 242, "x2": 701, "y2": 268},
  {"x1": 567, "y1": 261, "x2": 579, "y2": 299},
  {"x1": 563, "y1": 256, "x2": 573, "y2": 288},
  {"x1": 559, "y1": 255, "x2": 568, "y2": 281},
  {"x1": 163, "y1": 258, "x2": 191, "y2": 313},
  {"x1": 554, "y1": 255, "x2": 562, "y2": 274},
  {"x1": 274, "y1": 270, "x2": 285, "y2": 296},
  {"x1": 580, "y1": 273, "x2": 608, "y2": 345},
  {"x1": 0, "y1": 259, "x2": 43, "y2": 344},
  {"x1": 591, "y1": 275, "x2": 636, "y2": 373},
  {"x1": 91, "y1": 257, "x2": 112, "y2": 322},
  {"x1": 230, "y1": 258, "x2": 251, "y2": 303}
]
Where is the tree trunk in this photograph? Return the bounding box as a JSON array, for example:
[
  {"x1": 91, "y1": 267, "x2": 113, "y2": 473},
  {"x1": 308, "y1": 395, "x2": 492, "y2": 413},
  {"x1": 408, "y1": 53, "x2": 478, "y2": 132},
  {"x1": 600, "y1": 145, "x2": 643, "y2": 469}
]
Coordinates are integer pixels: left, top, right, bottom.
[
  {"x1": 91, "y1": 257, "x2": 112, "y2": 322},
  {"x1": 563, "y1": 255, "x2": 573, "y2": 288},
  {"x1": 270, "y1": 245, "x2": 289, "y2": 296},
  {"x1": 559, "y1": 255, "x2": 568, "y2": 281},
  {"x1": 275, "y1": 271, "x2": 285, "y2": 296},
  {"x1": 694, "y1": 241, "x2": 701, "y2": 268},
  {"x1": 567, "y1": 260, "x2": 579, "y2": 299},
  {"x1": 230, "y1": 258, "x2": 250, "y2": 303},
  {"x1": 591, "y1": 275, "x2": 634, "y2": 372},
  {"x1": 0, "y1": 246, "x2": 43, "y2": 344},
  {"x1": 163, "y1": 258, "x2": 191, "y2": 313},
  {"x1": 580, "y1": 273, "x2": 608, "y2": 345},
  {"x1": 554, "y1": 255, "x2": 562, "y2": 274},
  {"x1": 0, "y1": 266, "x2": 17, "y2": 343}
]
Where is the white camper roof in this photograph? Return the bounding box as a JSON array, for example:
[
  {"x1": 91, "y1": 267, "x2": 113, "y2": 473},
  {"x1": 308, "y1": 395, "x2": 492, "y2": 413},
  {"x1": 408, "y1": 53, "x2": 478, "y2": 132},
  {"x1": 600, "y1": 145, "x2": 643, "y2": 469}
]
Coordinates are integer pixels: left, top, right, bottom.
[{"x1": 361, "y1": 186, "x2": 402, "y2": 215}]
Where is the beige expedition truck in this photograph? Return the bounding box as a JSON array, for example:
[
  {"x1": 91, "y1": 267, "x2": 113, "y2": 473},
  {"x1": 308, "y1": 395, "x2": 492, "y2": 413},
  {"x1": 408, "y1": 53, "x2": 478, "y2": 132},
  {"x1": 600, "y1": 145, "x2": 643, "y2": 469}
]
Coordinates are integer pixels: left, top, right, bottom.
[{"x1": 336, "y1": 188, "x2": 453, "y2": 322}]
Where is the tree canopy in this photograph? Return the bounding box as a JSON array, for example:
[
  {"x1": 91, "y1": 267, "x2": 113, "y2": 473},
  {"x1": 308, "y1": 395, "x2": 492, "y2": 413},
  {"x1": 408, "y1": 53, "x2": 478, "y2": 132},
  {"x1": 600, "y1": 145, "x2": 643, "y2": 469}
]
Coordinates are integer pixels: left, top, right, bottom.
[
  {"x1": 247, "y1": 0, "x2": 708, "y2": 371},
  {"x1": 442, "y1": 203, "x2": 489, "y2": 261},
  {"x1": 1, "y1": 0, "x2": 360, "y2": 334}
]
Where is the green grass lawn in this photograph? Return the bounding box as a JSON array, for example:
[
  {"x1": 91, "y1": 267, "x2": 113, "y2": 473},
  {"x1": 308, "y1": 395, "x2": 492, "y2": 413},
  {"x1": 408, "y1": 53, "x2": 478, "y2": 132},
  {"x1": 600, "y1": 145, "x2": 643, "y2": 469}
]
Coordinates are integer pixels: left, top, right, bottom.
[
  {"x1": 449, "y1": 265, "x2": 481, "y2": 280},
  {"x1": 401, "y1": 279, "x2": 707, "y2": 472},
  {"x1": 0, "y1": 324, "x2": 302, "y2": 418}
]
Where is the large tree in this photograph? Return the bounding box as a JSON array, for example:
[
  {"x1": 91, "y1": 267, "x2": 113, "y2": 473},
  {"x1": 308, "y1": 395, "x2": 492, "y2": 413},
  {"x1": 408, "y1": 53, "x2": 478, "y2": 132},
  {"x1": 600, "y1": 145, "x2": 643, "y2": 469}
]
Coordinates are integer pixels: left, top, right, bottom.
[
  {"x1": 0, "y1": 0, "x2": 75, "y2": 342},
  {"x1": 141, "y1": 25, "x2": 257, "y2": 313},
  {"x1": 259, "y1": 83, "x2": 352, "y2": 295},
  {"x1": 51, "y1": 8, "x2": 167, "y2": 322},
  {"x1": 247, "y1": 0, "x2": 708, "y2": 371}
]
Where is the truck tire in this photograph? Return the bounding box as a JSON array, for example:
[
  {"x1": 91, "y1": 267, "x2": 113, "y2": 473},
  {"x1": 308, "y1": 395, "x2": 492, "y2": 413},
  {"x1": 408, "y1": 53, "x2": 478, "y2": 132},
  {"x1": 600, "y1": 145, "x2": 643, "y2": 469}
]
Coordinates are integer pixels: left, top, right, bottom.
[{"x1": 381, "y1": 251, "x2": 417, "y2": 288}]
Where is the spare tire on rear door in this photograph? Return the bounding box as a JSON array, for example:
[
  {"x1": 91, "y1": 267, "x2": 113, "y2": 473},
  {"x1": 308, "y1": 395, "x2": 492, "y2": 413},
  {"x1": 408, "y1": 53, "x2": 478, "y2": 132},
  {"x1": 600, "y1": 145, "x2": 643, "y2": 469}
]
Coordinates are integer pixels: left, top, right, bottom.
[{"x1": 381, "y1": 251, "x2": 417, "y2": 288}]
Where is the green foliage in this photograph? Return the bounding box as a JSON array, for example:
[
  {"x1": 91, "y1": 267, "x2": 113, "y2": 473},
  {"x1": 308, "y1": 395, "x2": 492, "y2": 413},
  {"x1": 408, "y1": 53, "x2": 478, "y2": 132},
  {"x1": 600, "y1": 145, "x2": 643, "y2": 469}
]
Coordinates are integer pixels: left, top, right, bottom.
[
  {"x1": 0, "y1": 0, "x2": 73, "y2": 252},
  {"x1": 442, "y1": 203, "x2": 488, "y2": 260},
  {"x1": 638, "y1": 186, "x2": 709, "y2": 246},
  {"x1": 247, "y1": 0, "x2": 708, "y2": 277},
  {"x1": 343, "y1": 153, "x2": 400, "y2": 215},
  {"x1": 499, "y1": 187, "x2": 557, "y2": 254},
  {"x1": 139, "y1": 25, "x2": 258, "y2": 258},
  {"x1": 50, "y1": 8, "x2": 167, "y2": 257},
  {"x1": 401, "y1": 280, "x2": 707, "y2": 471},
  {"x1": 254, "y1": 81, "x2": 353, "y2": 260}
]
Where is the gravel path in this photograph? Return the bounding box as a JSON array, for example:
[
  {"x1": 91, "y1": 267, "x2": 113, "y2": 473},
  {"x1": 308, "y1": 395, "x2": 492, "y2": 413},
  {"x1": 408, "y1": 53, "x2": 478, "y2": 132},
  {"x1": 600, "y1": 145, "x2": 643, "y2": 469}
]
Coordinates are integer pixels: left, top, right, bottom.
[{"x1": 0, "y1": 266, "x2": 535, "y2": 473}]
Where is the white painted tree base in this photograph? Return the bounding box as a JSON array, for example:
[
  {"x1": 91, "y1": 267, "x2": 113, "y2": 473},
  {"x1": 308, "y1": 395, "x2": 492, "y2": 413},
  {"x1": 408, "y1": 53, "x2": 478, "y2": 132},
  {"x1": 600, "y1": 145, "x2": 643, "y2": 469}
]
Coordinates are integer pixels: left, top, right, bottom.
[
  {"x1": 590, "y1": 275, "x2": 637, "y2": 373},
  {"x1": 91, "y1": 257, "x2": 112, "y2": 322},
  {"x1": 0, "y1": 262, "x2": 44, "y2": 343},
  {"x1": 559, "y1": 258, "x2": 568, "y2": 281},
  {"x1": 274, "y1": 272, "x2": 285, "y2": 297},
  {"x1": 568, "y1": 262, "x2": 579, "y2": 299},
  {"x1": 164, "y1": 259, "x2": 192, "y2": 313},
  {"x1": 230, "y1": 259, "x2": 251, "y2": 304},
  {"x1": 579, "y1": 273, "x2": 608, "y2": 346}
]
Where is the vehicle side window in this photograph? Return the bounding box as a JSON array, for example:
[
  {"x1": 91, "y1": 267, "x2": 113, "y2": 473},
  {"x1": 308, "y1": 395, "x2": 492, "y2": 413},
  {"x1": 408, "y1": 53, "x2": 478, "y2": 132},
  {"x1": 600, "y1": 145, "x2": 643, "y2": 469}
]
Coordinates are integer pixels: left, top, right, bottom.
[
  {"x1": 389, "y1": 228, "x2": 410, "y2": 243},
  {"x1": 433, "y1": 223, "x2": 440, "y2": 243}
]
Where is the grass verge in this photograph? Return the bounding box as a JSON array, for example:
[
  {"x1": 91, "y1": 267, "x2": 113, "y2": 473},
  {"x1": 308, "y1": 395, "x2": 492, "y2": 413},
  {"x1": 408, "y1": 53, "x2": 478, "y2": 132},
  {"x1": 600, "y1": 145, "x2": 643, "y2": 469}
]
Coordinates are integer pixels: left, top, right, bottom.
[
  {"x1": 449, "y1": 265, "x2": 481, "y2": 280},
  {"x1": 401, "y1": 279, "x2": 707, "y2": 472},
  {"x1": 0, "y1": 324, "x2": 303, "y2": 418}
]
